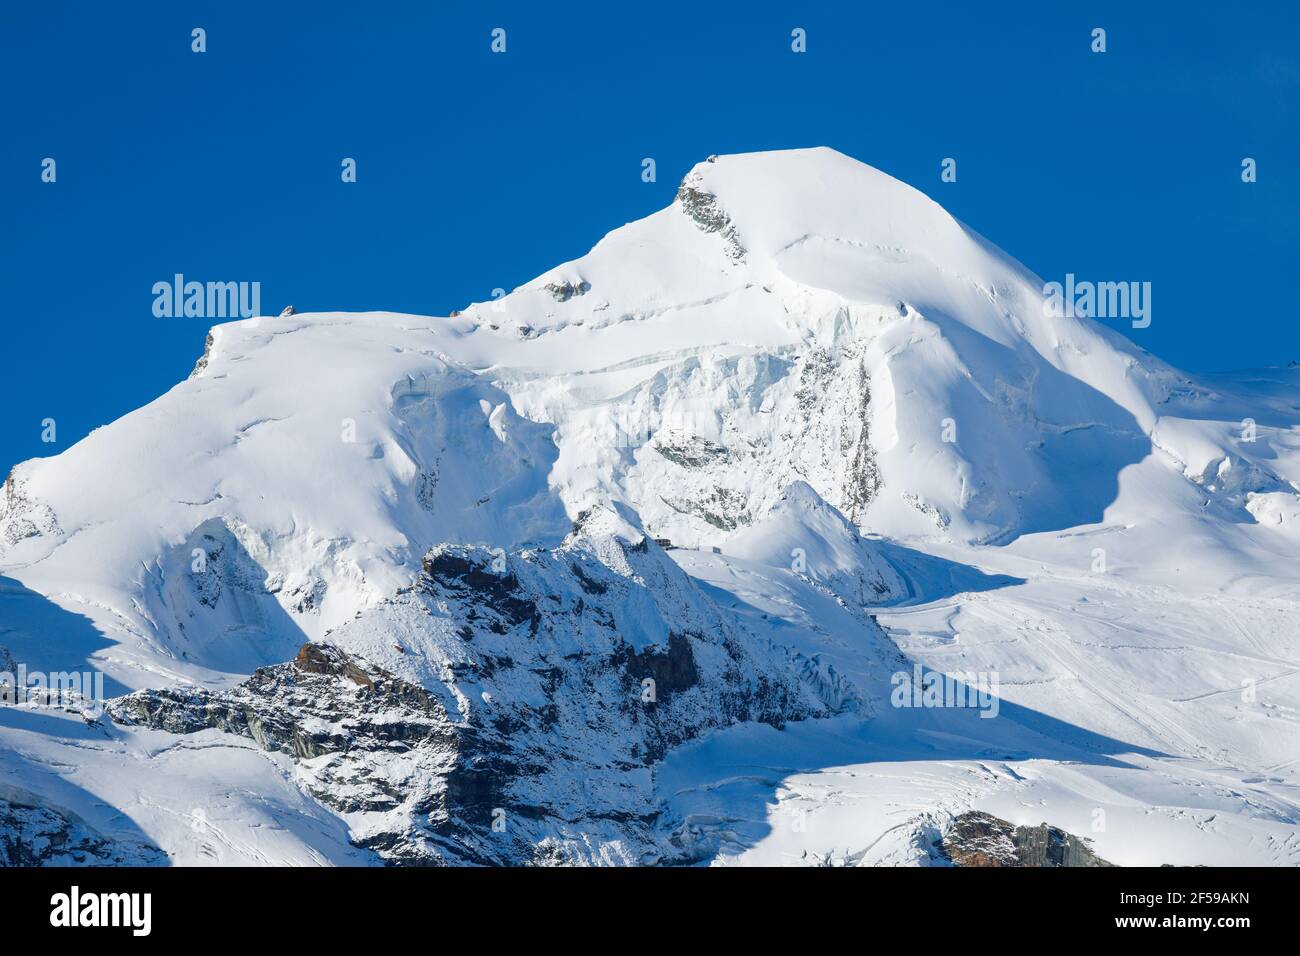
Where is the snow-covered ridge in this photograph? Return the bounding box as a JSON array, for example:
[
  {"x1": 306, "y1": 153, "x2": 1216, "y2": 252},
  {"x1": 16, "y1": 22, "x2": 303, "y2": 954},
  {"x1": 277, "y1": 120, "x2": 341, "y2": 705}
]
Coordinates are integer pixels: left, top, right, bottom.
[
  {"x1": 109, "y1": 512, "x2": 857, "y2": 865},
  {"x1": 5, "y1": 149, "x2": 1292, "y2": 660},
  {"x1": 2, "y1": 147, "x2": 1299, "y2": 866}
]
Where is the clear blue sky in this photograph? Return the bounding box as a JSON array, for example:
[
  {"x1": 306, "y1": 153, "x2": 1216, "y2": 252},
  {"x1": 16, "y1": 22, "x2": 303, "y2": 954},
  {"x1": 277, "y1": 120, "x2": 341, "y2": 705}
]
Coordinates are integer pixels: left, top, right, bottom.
[{"x1": 2, "y1": 1, "x2": 1296, "y2": 472}]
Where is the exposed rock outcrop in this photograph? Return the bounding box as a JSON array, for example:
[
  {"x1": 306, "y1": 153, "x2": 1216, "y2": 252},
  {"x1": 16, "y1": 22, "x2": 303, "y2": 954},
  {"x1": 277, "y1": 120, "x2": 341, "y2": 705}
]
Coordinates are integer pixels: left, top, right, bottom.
[
  {"x1": 0, "y1": 789, "x2": 166, "y2": 866},
  {"x1": 110, "y1": 513, "x2": 853, "y2": 865},
  {"x1": 542, "y1": 279, "x2": 591, "y2": 302},
  {"x1": 939, "y1": 811, "x2": 1114, "y2": 867},
  {"x1": 188, "y1": 331, "x2": 216, "y2": 379},
  {"x1": 0, "y1": 470, "x2": 61, "y2": 551},
  {"x1": 677, "y1": 171, "x2": 745, "y2": 261}
]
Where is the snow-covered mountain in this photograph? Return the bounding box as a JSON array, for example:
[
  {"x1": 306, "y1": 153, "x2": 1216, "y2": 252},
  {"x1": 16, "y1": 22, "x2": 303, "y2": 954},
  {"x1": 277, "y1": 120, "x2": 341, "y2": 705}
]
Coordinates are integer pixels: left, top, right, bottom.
[{"x1": 2, "y1": 147, "x2": 1298, "y2": 866}]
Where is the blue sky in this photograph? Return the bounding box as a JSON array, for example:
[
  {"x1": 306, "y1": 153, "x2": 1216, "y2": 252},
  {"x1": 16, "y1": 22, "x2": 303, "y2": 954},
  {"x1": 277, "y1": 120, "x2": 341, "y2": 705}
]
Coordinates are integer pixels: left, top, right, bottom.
[{"x1": 2, "y1": 1, "x2": 1296, "y2": 471}]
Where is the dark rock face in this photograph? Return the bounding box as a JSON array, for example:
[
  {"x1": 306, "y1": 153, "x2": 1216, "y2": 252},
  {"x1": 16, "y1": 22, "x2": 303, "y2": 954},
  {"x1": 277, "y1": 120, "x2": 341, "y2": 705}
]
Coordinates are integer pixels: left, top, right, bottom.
[
  {"x1": 542, "y1": 279, "x2": 591, "y2": 302},
  {"x1": 0, "y1": 792, "x2": 166, "y2": 866},
  {"x1": 676, "y1": 172, "x2": 745, "y2": 261},
  {"x1": 420, "y1": 549, "x2": 540, "y2": 636},
  {"x1": 653, "y1": 435, "x2": 731, "y2": 469},
  {"x1": 845, "y1": 361, "x2": 881, "y2": 521},
  {"x1": 939, "y1": 811, "x2": 1114, "y2": 867},
  {"x1": 294, "y1": 642, "x2": 374, "y2": 688},
  {"x1": 110, "y1": 642, "x2": 496, "y2": 864},
  {"x1": 189, "y1": 331, "x2": 215, "y2": 379},
  {"x1": 659, "y1": 487, "x2": 748, "y2": 531},
  {"x1": 110, "y1": 516, "x2": 851, "y2": 865},
  {"x1": 618, "y1": 632, "x2": 699, "y2": 699}
]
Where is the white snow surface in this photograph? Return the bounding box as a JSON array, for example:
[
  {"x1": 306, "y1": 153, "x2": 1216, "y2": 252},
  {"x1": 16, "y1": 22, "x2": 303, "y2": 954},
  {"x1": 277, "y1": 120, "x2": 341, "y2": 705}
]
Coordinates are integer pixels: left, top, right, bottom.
[{"x1": 2, "y1": 147, "x2": 1298, "y2": 865}]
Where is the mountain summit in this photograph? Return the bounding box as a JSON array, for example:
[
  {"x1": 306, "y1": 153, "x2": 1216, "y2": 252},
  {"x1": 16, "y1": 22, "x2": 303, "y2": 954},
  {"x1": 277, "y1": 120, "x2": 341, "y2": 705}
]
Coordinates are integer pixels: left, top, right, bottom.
[{"x1": 2, "y1": 149, "x2": 1298, "y2": 866}]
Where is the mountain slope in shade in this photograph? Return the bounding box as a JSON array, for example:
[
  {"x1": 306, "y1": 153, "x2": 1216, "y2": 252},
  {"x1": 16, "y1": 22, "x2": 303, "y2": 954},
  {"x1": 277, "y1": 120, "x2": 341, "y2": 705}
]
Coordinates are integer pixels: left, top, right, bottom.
[
  {"x1": 2, "y1": 147, "x2": 1299, "y2": 866},
  {"x1": 111, "y1": 508, "x2": 858, "y2": 865}
]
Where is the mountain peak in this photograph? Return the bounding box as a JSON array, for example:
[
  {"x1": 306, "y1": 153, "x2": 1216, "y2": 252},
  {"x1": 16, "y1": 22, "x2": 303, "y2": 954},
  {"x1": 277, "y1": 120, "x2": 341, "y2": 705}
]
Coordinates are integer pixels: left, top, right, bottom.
[
  {"x1": 3, "y1": 143, "x2": 1299, "y2": 869},
  {"x1": 673, "y1": 147, "x2": 968, "y2": 265}
]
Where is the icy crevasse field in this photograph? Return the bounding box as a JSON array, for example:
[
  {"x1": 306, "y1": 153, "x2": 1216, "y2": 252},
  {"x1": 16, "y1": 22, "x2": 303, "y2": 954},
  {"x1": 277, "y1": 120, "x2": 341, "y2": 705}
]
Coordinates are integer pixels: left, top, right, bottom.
[{"x1": 1, "y1": 148, "x2": 1298, "y2": 864}]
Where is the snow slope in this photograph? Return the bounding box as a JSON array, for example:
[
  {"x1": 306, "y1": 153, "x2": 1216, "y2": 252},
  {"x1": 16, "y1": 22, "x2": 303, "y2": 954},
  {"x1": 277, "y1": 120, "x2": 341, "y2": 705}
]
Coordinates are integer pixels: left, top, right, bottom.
[{"x1": 2, "y1": 147, "x2": 1298, "y2": 865}]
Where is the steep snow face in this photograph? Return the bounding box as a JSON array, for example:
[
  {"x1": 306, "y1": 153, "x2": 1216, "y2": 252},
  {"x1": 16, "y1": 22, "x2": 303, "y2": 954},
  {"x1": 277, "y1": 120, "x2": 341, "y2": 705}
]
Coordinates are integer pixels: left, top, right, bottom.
[
  {"x1": 112, "y1": 510, "x2": 861, "y2": 865},
  {"x1": 0, "y1": 145, "x2": 1142, "y2": 684},
  {"x1": 726, "y1": 481, "x2": 905, "y2": 606},
  {"x1": 0, "y1": 321, "x2": 570, "y2": 683},
  {"x1": 442, "y1": 148, "x2": 1229, "y2": 546},
  {"x1": 3, "y1": 147, "x2": 1299, "y2": 867},
  {"x1": 3, "y1": 147, "x2": 1297, "y2": 686},
  {"x1": 1, "y1": 148, "x2": 1295, "y2": 659}
]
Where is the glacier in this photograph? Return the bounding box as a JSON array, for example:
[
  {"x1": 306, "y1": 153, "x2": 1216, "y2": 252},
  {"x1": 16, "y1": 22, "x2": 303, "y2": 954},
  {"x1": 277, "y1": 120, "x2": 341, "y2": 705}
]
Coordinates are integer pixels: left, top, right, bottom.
[{"x1": 1, "y1": 147, "x2": 1298, "y2": 865}]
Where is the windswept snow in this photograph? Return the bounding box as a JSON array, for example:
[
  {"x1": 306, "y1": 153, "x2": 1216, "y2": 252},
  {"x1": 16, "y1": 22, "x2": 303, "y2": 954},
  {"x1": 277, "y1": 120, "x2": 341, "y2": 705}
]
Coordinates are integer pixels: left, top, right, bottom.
[{"x1": 1, "y1": 147, "x2": 1298, "y2": 865}]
